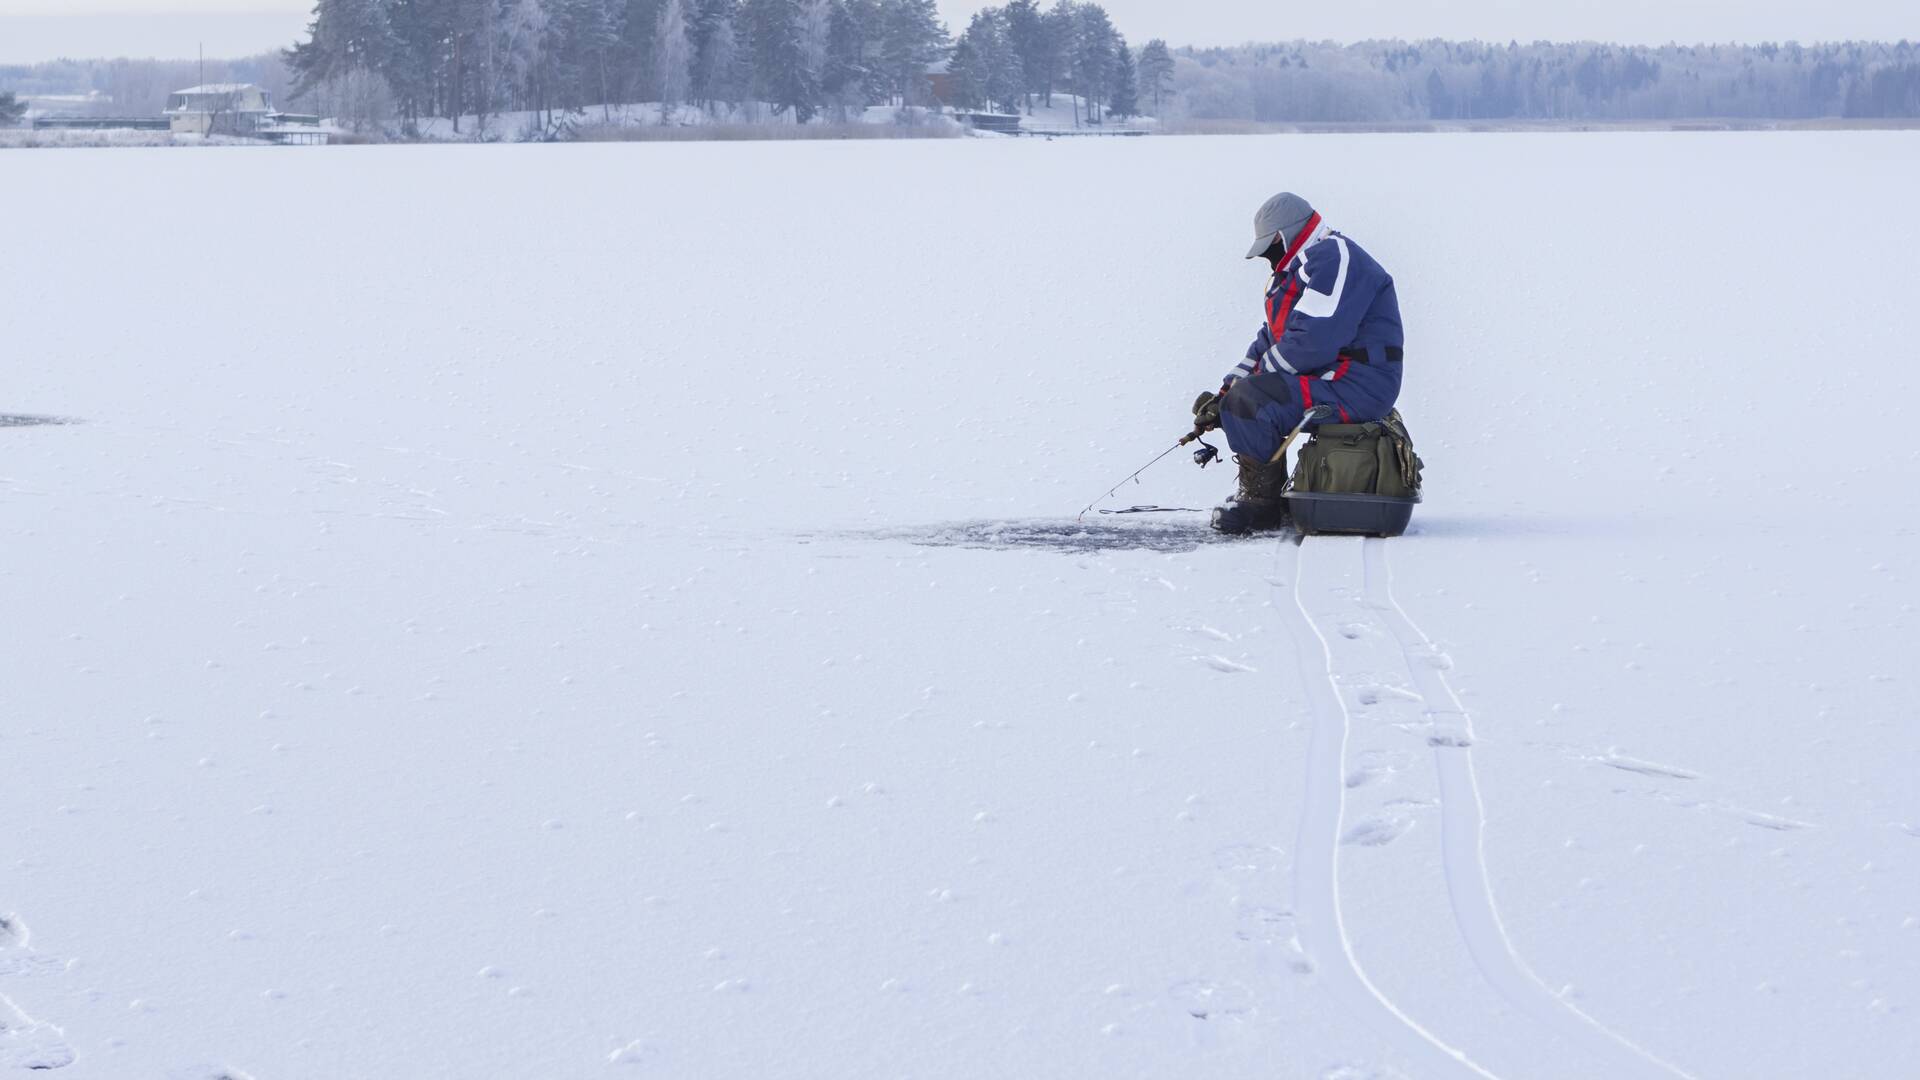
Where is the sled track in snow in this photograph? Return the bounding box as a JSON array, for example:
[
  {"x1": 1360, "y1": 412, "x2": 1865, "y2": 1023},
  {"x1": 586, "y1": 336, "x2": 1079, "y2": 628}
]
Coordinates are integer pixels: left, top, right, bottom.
[
  {"x1": 1275, "y1": 539, "x2": 1497, "y2": 1080},
  {"x1": 1274, "y1": 534, "x2": 1694, "y2": 1079},
  {"x1": 1355, "y1": 539, "x2": 1696, "y2": 1080}
]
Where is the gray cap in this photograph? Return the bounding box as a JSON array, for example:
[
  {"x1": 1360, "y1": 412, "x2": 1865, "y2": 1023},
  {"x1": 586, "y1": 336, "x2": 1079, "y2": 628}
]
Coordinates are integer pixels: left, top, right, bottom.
[{"x1": 1245, "y1": 191, "x2": 1315, "y2": 259}]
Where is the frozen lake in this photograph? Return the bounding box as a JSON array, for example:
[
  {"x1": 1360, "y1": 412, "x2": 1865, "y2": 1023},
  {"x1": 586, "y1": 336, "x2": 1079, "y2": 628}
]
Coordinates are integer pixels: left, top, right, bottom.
[{"x1": 3, "y1": 131, "x2": 1918, "y2": 1078}]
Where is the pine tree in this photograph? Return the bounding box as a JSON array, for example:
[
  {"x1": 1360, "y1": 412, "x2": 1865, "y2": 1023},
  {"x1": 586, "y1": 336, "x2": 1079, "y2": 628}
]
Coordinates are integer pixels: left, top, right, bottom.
[
  {"x1": 500, "y1": 0, "x2": 553, "y2": 123},
  {"x1": 1137, "y1": 37, "x2": 1172, "y2": 114},
  {"x1": 877, "y1": 0, "x2": 947, "y2": 107},
  {"x1": 1108, "y1": 33, "x2": 1137, "y2": 119},
  {"x1": 463, "y1": 0, "x2": 511, "y2": 129},
  {"x1": 842, "y1": 0, "x2": 888, "y2": 104},
  {"x1": 552, "y1": 0, "x2": 621, "y2": 113},
  {"x1": 690, "y1": 0, "x2": 741, "y2": 109},
  {"x1": 947, "y1": 36, "x2": 985, "y2": 110},
  {"x1": 615, "y1": 0, "x2": 665, "y2": 105},
  {"x1": 1068, "y1": 2, "x2": 1116, "y2": 124},
  {"x1": 0, "y1": 91, "x2": 26, "y2": 126},
  {"x1": 706, "y1": 16, "x2": 745, "y2": 108},
  {"x1": 743, "y1": 0, "x2": 817, "y2": 120},
  {"x1": 798, "y1": 0, "x2": 834, "y2": 90},
  {"x1": 1002, "y1": 0, "x2": 1041, "y2": 111},
  {"x1": 819, "y1": 0, "x2": 872, "y2": 115},
  {"x1": 991, "y1": 26, "x2": 1024, "y2": 110},
  {"x1": 656, "y1": 0, "x2": 692, "y2": 114},
  {"x1": 284, "y1": 0, "x2": 401, "y2": 101},
  {"x1": 1039, "y1": 0, "x2": 1074, "y2": 108},
  {"x1": 950, "y1": 9, "x2": 1014, "y2": 112}
]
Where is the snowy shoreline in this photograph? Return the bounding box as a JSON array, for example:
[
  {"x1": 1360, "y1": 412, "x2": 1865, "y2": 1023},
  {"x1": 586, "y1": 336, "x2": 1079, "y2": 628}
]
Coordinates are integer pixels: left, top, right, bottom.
[{"x1": 6, "y1": 114, "x2": 1914, "y2": 150}]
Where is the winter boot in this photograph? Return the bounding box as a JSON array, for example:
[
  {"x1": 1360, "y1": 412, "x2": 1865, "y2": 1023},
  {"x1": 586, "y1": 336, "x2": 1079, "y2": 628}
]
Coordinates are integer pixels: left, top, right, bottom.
[{"x1": 1210, "y1": 453, "x2": 1290, "y2": 534}]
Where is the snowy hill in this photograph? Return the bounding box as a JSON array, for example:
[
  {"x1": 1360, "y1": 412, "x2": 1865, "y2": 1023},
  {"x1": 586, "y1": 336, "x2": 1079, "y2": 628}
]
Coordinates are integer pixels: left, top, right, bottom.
[{"x1": 2, "y1": 131, "x2": 1917, "y2": 1078}]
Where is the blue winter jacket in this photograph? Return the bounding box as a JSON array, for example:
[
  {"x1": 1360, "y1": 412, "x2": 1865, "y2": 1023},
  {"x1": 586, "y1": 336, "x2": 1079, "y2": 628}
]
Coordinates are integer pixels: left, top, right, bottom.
[{"x1": 1225, "y1": 223, "x2": 1404, "y2": 423}]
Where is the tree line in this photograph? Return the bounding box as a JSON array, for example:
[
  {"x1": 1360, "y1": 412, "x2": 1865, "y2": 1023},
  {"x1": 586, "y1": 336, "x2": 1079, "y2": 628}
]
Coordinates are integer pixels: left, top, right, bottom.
[
  {"x1": 280, "y1": 0, "x2": 1164, "y2": 133},
  {"x1": 941, "y1": 2, "x2": 1172, "y2": 123},
  {"x1": 9, "y1": 33, "x2": 1916, "y2": 136},
  {"x1": 1169, "y1": 39, "x2": 1920, "y2": 124}
]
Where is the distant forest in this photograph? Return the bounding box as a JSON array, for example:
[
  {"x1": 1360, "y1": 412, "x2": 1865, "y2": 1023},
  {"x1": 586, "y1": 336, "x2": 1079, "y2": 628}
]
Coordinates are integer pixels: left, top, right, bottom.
[
  {"x1": 4, "y1": 6, "x2": 1916, "y2": 137},
  {"x1": 1172, "y1": 39, "x2": 1920, "y2": 123}
]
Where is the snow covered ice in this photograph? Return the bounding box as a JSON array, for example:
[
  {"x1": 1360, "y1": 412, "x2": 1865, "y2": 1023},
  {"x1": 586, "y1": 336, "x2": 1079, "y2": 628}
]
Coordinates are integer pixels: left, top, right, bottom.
[{"x1": 2, "y1": 132, "x2": 1918, "y2": 1078}]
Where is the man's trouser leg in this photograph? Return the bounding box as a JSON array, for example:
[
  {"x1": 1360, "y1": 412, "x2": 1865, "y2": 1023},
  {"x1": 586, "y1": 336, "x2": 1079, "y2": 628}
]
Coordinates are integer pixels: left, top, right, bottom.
[
  {"x1": 1219, "y1": 374, "x2": 1304, "y2": 465},
  {"x1": 1210, "y1": 375, "x2": 1302, "y2": 533}
]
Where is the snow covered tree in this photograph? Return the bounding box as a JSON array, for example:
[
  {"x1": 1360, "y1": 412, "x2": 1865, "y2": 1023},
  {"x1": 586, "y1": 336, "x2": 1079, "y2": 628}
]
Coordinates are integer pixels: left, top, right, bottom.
[
  {"x1": 1, "y1": 91, "x2": 27, "y2": 127},
  {"x1": 1108, "y1": 33, "x2": 1137, "y2": 119},
  {"x1": 656, "y1": 0, "x2": 693, "y2": 115},
  {"x1": 1001, "y1": 0, "x2": 1042, "y2": 111},
  {"x1": 819, "y1": 0, "x2": 874, "y2": 115},
  {"x1": 285, "y1": 0, "x2": 400, "y2": 101},
  {"x1": 950, "y1": 9, "x2": 1019, "y2": 112},
  {"x1": 500, "y1": 0, "x2": 554, "y2": 121},
  {"x1": 691, "y1": 0, "x2": 743, "y2": 110},
  {"x1": 985, "y1": 20, "x2": 1024, "y2": 111},
  {"x1": 1137, "y1": 37, "x2": 1172, "y2": 114},
  {"x1": 967, "y1": 9, "x2": 1022, "y2": 113},
  {"x1": 743, "y1": 0, "x2": 817, "y2": 120},
  {"x1": 274, "y1": 0, "x2": 1134, "y2": 131},
  {"x1": 876, "y1": 0, "x2": 947, "y2": 107},
  {"x1": 1037, "y1": 0, "x2": 1073, "y2": 106},
  {"x1": 550, "y1": 0, "x2": 622, "y2": 114},
  {"x1": 1065, "y1": 2, "x2": 1116, "y2": 124},
  {"x1": 946, "y1": 36, "x2": 985, "y2": 109},
  {"x1": 798, "y1": 0, "x2": 834, "y2": 91},
  {"x1": 613, "y1": 0, "x2": 664, "y2": 106}
]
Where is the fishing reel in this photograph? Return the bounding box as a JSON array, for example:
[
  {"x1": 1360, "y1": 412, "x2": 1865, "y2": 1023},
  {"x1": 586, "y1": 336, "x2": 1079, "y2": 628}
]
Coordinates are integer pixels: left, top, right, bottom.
[{"x1": 1191, "y1": 437, "x2": 1221, "y2": 468}]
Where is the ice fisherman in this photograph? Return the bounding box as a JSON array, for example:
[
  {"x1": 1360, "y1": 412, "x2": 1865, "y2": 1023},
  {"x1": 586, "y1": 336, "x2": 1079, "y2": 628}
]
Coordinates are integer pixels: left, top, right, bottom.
[{"x1": 1193, "y1": 192, "x2": 1405, "y2": 534}]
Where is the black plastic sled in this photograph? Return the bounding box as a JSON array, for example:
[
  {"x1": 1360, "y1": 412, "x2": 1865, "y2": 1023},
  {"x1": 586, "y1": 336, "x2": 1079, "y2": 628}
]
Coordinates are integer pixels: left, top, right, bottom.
[{"x1": 1284, "y1": 490, "x2": 1419, "y2": 537}]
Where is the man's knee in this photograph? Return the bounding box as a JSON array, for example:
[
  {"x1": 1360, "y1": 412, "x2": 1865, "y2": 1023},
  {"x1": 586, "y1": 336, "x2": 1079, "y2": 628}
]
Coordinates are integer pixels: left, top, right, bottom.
[{"x1": 1224, "y1": 374, "x2": 1288, "y2": 420}]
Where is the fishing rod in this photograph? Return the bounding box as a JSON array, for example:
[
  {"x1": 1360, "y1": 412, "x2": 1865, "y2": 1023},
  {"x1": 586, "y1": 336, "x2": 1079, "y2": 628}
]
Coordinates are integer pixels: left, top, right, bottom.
[
  {"x1": 1076, "y1": 427, "x2": 1222, "y2": 522},
  {"x1": 1075, "y1": 404, "x2": 1333, "y2": 521}
]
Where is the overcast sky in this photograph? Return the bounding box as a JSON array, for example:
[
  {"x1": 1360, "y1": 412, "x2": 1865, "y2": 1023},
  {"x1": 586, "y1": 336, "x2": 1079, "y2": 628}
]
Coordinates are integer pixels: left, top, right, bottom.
[{"x1": 1, "y1": 0, "x2": 1911, "y2": 65}]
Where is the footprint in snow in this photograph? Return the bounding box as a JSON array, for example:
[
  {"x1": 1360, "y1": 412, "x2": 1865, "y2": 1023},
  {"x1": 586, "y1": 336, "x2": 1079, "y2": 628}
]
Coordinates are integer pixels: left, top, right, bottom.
[
  {"x1": 1345, "y1": 763, "x2": 1389, "y2": 789},
  {"x1": 1192, "y1": 655, "x2": 1256, "y2": 674},
  {"x1": 1211, "y1": 843, "x2": 1281, "y2": 874},
  {"x1": 1355, "y1": 683, "x2": 1422, "y2": 708},
  {"x1": 1231, "y1": 905, "x2": 1308, "y2": 963},
  {"x1": 1167, "y1": 979, "x2": 1254, "y2": 1020},
  {"x1": 1342, "y1": 812, "x2": 1415, "y2": 847},
  {"x1": 609, "y1": 1037, "x2": 666, "y2": 1066}
]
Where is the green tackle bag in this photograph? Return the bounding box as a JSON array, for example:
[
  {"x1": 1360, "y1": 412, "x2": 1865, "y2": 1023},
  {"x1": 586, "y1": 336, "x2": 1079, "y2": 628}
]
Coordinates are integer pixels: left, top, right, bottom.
[{"x1": 1290, "y1": 409, "x2": 1424, "y2": 498}]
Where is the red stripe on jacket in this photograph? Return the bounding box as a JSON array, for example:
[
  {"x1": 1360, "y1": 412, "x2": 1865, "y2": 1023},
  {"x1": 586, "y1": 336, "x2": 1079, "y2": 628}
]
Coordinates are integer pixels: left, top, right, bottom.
[{"x1": 1267, "y1": 278, "x2": 1303, "y2": 341}]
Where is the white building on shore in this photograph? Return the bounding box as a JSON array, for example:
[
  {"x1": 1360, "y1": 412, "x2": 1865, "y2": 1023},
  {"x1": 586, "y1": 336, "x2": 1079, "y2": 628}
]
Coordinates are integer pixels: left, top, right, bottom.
[{"x1": 165, "y1": 83, "x2": 275, "y2": 135}]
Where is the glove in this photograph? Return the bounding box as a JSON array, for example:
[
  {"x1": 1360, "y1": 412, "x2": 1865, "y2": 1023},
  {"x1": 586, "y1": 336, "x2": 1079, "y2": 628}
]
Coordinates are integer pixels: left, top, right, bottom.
[{"x1": 1192, "y1": 390, "x2": 1222, "y2": 433}]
